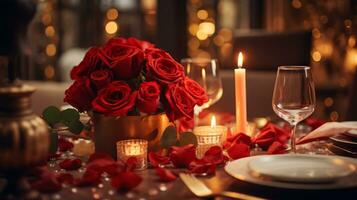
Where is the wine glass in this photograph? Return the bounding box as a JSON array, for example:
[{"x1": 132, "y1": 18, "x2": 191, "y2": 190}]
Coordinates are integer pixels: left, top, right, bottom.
[
  {"x1": 272, "y1": 66, "x2": 316, "y2": 153},
  {"x1": 181, "y1": 58, "x2": 223, "y2": 122}
]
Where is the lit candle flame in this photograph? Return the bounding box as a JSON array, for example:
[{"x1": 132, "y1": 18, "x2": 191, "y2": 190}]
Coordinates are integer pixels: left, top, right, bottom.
[
  {"x1": 210, "y1": 115, "x2": 216, "y2": 128},
  {"x1": 237, "y1": 52, "x2": 243, "y2": 68}
]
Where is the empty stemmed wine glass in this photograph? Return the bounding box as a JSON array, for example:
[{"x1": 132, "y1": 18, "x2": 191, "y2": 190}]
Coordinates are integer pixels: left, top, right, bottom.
[
  {"x1": 272, "y1": 66, "x2": 316, "y2": 153},
  {"x1": 181, "y1": 58, "x2": 223, "y2": 124}
]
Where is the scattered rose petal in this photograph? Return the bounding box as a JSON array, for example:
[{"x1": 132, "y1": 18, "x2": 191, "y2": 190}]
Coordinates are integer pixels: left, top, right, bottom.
[
  {"x1": 201, "y1": 146, "x2": 225, "y2": 165},
  {"x1": 56, "y1": 173, "x2": 74, "y2": 185},
  {"x1": 252, "y1": 123, "x2": 289, "y2": 150},
  {"x1": 148, "y1": 151, "x2": 170, "y2": 167},
  {"x1": 59, "y1": 158, "x2": 82, "y2": 171},
  {"x1": 75, "y1": 169, "x2": 102, "y2": 187},
  {"x1": 188, "y1": 159, "x2": 216, "y2": 175},
  {"x1": 267, "y1": 141, "x2": 287, "y2": 154},
  {"x1": 169, "y1": 144, "x2": 196, "y2": 168},
  {"x1": 227, "y1": 142, "x2": 250, "y2": 160},
  {"x1": 58, "y1": 138, "x2": 74, "y2": 152},
  {"x1": 86, "y1": 158, "x2": 123, "y2": 177},
  {"x1": 111, "y1": 171, "x2": 142, "y2": 192},
  {"x1": 155, "y1": 168, "x2": 177, "y2": 182},
  {"x1": 224, "y1": 133, "x2": 251, "y2": 149}
]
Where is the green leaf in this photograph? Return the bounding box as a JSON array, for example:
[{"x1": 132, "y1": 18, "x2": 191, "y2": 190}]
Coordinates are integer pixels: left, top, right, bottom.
[
  {"x1": 67, "y1": 120, "x2": 84, "y2": 134},
  {"x1": 42, "y1": 106, "x2": 61, "y2": 127},
  {"x1": 160, "y1": 126, "x2": 178, "y2": 148},
  {"x1": 61, "y1": 109, "x2": 80, "y2": 123},
  {"x1": 179, "y1": 132, "x2": 198, "y2": 147},
  {"x1": 49, "y1": 130, "x2": 58, "y2": 154}
]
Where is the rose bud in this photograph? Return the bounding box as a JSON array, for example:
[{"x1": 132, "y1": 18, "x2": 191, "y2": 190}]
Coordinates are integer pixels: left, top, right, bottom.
[
  {"x1": 137, "y1": 81, "x2": 160, "y2": 114},
  {"x1": 90, "y1": 69, "x2": 112, "y2": 90}
]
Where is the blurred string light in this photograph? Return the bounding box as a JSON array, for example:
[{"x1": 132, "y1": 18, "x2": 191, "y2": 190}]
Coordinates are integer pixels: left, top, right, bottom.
[
  {"x1": 105, "y1": 8, "x2": 119, "y2": 36},
  {"x1": 312, "y1": 51, "x2": 321, "y2": 62},
  {"x1": 106, "y1": 8, "x2": 119, "y2": 20},
  {"x1": 330, "y1": 111, "x2": 339, "y2": 121},
  {"x1": 197, "y1": 9, "x2": 208, "y2": 20},
  {"x1": 46, "y1": 43, "x2": 56, "y2": 57},
  {"x1": 41, "y1": 1, "x2": 56, "y2": 80},
  {"x1": 291, "y1": 0, "x2": 302, "y2": 9},
  {"x1": 187, "y1": 0, "x2": 216, "y2": 59},
  {"x1": 105, "y1": 21, "x2": 118, "y2": 34},
  {"x1": 45, "y1": 26, "x2": 55, "y2": 37}
]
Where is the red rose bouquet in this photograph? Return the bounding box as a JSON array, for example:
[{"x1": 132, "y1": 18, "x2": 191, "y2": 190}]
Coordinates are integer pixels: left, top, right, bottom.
[{"x1": 64, "y1": 37, "x2": 208, "y2": 122}]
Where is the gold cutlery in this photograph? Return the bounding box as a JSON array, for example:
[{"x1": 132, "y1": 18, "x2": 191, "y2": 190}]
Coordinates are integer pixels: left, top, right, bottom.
[{"x1": 179, "y1": 173, "x2": 266, "y2": 200}]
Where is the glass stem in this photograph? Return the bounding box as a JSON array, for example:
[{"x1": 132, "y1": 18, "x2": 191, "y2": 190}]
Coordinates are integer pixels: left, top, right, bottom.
[{"x1": 290, "y1": 124, "x2": 297, "y2": 153}]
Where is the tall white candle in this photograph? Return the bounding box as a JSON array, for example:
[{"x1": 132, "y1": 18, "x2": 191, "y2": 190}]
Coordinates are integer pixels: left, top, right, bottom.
[{"x1": 234, "y1": 52, "x2": 247, "y2": 134}]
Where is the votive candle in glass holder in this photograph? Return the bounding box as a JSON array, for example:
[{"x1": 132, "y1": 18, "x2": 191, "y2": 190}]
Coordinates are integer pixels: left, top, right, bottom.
[
  {"x1": 116, "y1": 139, "x2": 148, "y2": 170},
  {"x1": 194, "y1": 116, "x2": 227, "y2": 158}
]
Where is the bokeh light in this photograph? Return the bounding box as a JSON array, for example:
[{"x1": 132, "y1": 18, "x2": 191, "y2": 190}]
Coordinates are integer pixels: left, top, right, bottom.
[
  {"x1": 197, "y1": 9, "x2": 208, "y2": 20},
  {"x1": 106, "y1": 8, "x2": 119, "y2": 20},
  {"x1": 46, "y1": 43, "x2": 56, "y2": 56},
  {"x1": 105, "y1": 21, "x2": 118, "y2": 34},
  {"x1": 312, "y1": 51, "x2": 322, "y2": 62},
  {"x1": 44, "y1": 65, "x2": 55, "y2": 79},
  {"x1": 45, "y1": 26, "x2": 55, "y2": 37}
]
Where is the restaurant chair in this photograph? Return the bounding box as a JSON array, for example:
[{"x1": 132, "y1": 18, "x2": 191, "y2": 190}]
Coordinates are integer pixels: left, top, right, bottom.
[
  {"x1": 209, "y1": 70, "x2": 276, "y2": 119},
  {"x1": 232, "y1": 30, "x2": 312, "y2": 70}
]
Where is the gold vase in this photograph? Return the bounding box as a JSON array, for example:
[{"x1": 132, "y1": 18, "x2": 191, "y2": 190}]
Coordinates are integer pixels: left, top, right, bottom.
[
  {"x1": 0, "y1": 83, "x2": 49, "y2": 198},
  {"x1": 93, "y1": 113, "x2": 171, "y2": 158}
]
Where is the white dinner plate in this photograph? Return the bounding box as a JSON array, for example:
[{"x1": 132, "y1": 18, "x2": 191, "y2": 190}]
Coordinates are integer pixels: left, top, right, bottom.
[
  {"x1": 224, "y1": 155, "x2": 357, "y2": 190},
  {"x1": 247, "y1": 155, "x2": 356, "y2": 183},
  {"x1": 340, "y1": 121, "x2": 357, "y2": 138}
]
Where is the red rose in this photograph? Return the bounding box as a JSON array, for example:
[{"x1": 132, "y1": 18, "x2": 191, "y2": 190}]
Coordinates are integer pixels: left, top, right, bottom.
[
  {"x1": 70, "y1": 47, "x2": 102, "y2": 80},
  {"x1": 146, "y1": 57, "x2": 184, "y2": 85},
  {"x1": 183, "y1": 77, "x2": 208, "y2": 106},
  {"x1": 64, "y1": 78, "x2": 95, "y2": 112},
  {"x1": 106, "y1": 37, "x2": 155, "y2": 51},
  {"x1": 99, "y1": 40, "x2": 144, "y2": 80},
  {"x1": 145, "y1": 48, "x2": 173, "y2": 60},
  {"x1": 90, "y1": 69, "x2": 112, "y2": 90},
  {"x1": 92, "y1": 81, "x2": 137, "y2": 116},
  {"x1": 137, "y1": 81, "x2": 160, "y2": 113},
  {"x1": 127, "y1": 37, "x2": 155, "y2": 50},
  {"x1": 164, "y1": 83, "x2": 196, "y2": 121}
]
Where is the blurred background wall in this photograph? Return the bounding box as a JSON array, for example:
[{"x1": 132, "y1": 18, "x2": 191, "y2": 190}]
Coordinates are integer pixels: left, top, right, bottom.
[{"x1": 7, "y1": 0, "x2": 357, "y2": 121}]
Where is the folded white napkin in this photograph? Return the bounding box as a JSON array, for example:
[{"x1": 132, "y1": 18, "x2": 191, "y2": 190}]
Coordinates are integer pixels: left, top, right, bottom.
[{"x1": 297, "y1": 122, "x2": 357, "y2": 144}]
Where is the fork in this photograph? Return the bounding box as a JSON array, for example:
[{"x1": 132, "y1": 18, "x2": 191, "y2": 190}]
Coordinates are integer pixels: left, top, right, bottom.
[{"x1": 179, "y1": 173, "x2": 266, "y2": 200}]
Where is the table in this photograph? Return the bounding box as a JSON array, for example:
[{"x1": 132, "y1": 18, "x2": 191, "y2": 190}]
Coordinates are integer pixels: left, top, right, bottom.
[{"x1": 27, "y1": 140, "x2": 357, "y2": 200}]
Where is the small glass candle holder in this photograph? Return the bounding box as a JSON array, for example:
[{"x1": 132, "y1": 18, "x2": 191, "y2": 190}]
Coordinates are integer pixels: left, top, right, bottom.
[
  {"x1": 194, "y1": 124, "x2": 227, "y2": 158},
  {"x1": 116, "y1": 139, "x2": 148, "y2": 170}
]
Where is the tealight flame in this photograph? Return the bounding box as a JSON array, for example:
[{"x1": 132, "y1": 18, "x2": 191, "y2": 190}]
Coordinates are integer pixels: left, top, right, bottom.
[
  {"x1": 237, "y1": 52, "x2": 243, "y2": 68},
  {"x1": 210, "y1": 115, "x2": 216, "y2": 128}
]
